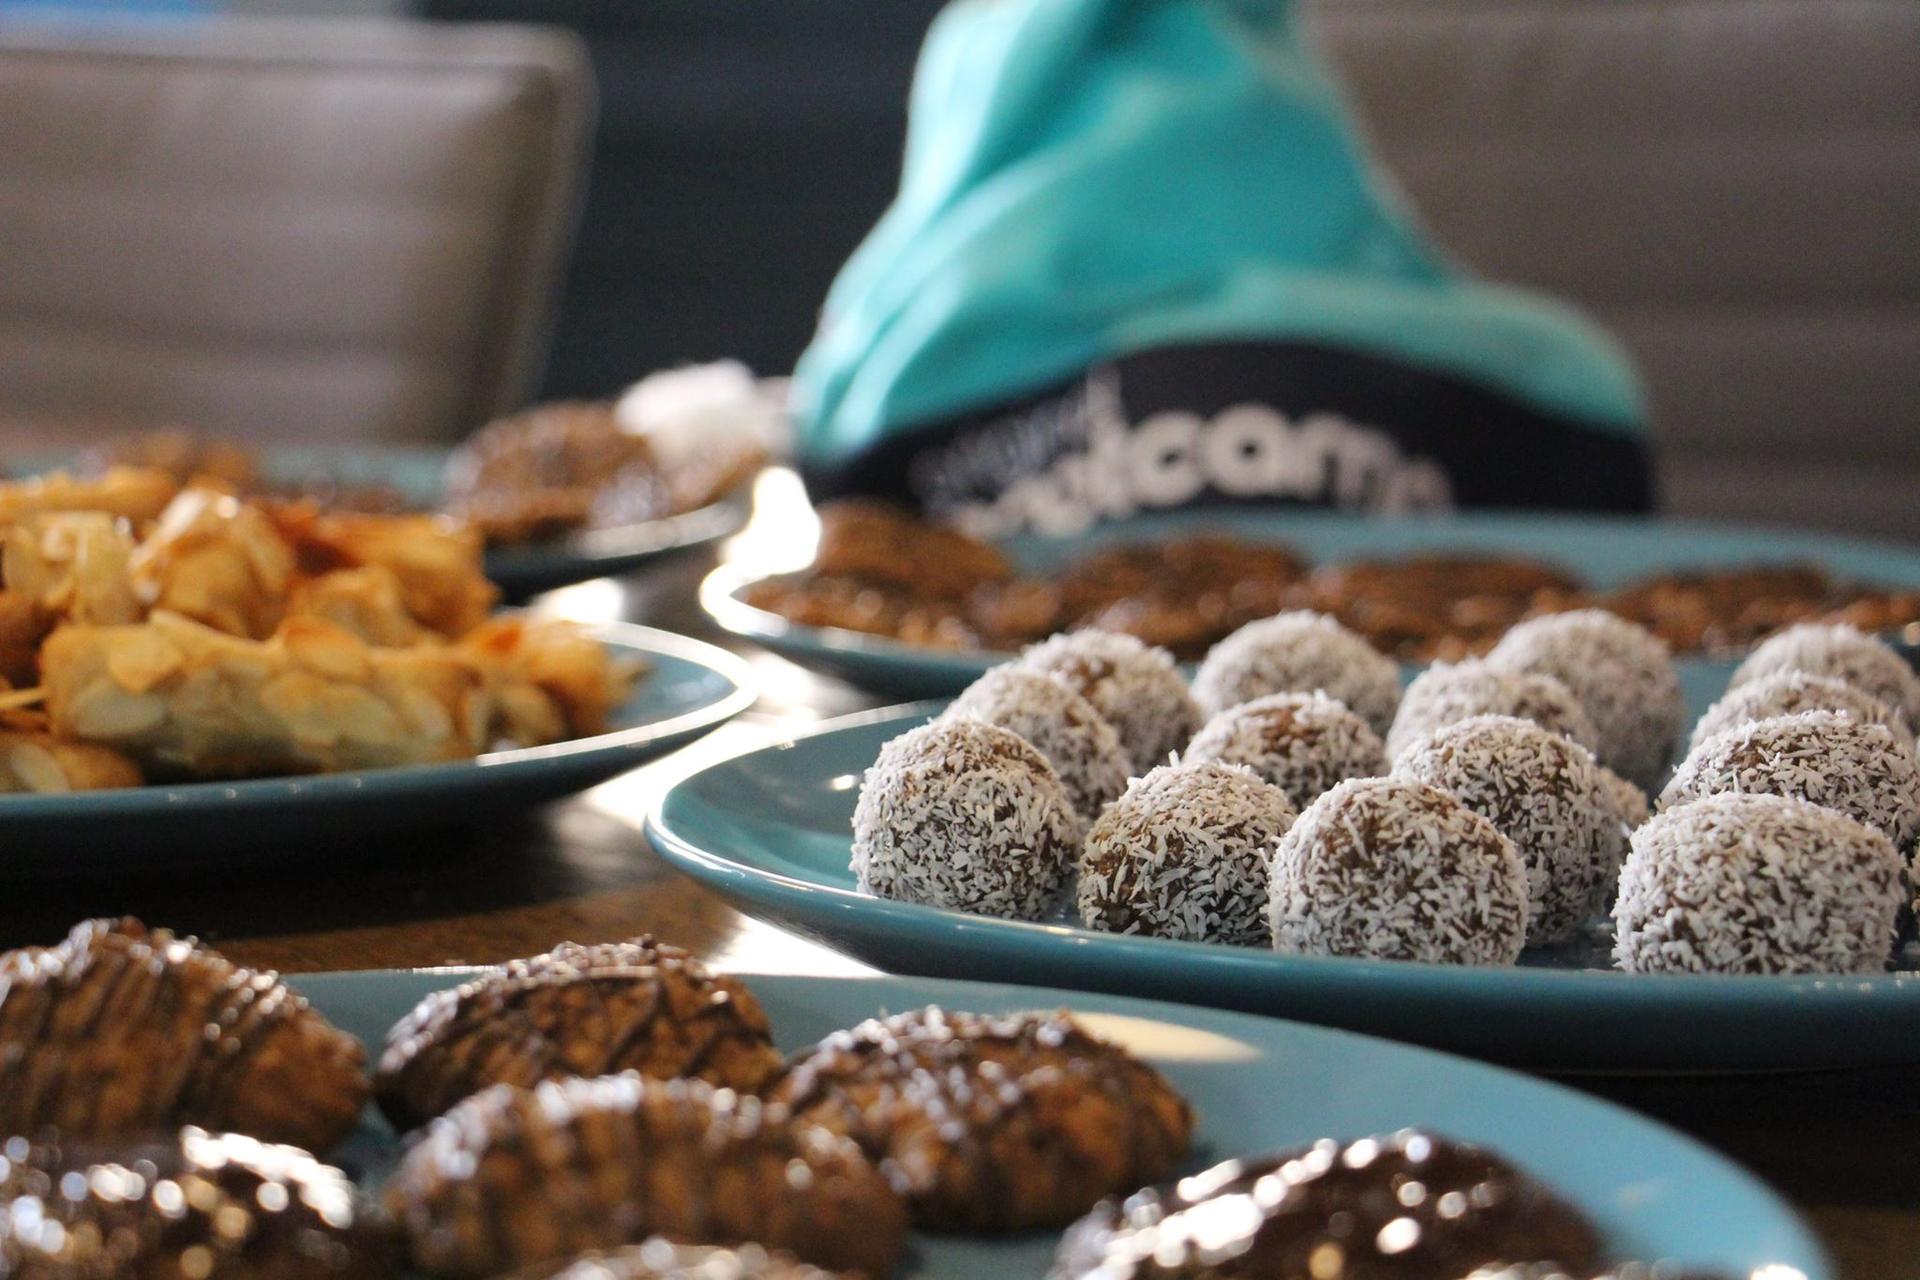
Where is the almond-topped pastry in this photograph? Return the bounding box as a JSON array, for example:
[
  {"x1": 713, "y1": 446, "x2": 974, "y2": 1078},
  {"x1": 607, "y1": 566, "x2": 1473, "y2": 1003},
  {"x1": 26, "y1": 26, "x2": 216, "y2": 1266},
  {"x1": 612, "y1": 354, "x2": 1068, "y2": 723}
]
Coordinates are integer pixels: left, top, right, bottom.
[
  {"x1": 384, "y1": 1074, "x2": 906, "y2": 1280},
  {"x1": 0, "y1": 918, "x2": 369, "y2": 1152},
  {"x1": 501, "y1": 1239, "x2": 858, "y2": 1280},
  {"x1": 376, "y1": 938, "x2": 784, "y2": 1131},
  {"x1": 0, "y1": 1127, "x2": 397, "y2": 1279},
  {"x1": 767, "y1": 1006, "x2": 1193, "y2": 1232}
]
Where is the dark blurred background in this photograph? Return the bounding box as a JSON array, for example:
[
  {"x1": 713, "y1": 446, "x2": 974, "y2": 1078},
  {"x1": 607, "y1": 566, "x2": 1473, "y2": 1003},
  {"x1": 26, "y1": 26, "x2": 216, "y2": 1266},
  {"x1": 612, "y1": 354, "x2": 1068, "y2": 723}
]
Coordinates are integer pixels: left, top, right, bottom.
[{"x1": 422, "y1": 0, "x2": 945, "y2": 400}]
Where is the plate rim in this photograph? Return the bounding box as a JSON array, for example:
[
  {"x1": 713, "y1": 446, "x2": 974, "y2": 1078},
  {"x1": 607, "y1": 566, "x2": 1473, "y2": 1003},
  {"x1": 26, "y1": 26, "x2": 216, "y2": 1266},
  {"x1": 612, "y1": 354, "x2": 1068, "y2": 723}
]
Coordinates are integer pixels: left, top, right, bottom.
[
  {"x1": 288, "y1": 964, "x2": 1833, "y2": 1279},
  {"x1": 0, "y1": 622, "x2": 757, "y2": 818},
  {"x1": 644, "y1": 701, "x2": 1920, "y2": 1008}
]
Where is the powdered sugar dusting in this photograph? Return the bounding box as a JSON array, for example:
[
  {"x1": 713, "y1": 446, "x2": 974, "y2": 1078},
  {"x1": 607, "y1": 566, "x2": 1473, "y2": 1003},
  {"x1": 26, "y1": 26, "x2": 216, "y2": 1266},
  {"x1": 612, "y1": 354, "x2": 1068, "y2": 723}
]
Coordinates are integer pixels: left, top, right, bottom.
[
  {"x1": 1729, "y1": 623, "x2": 1920, "y2": 727},
  {"x1": 944, "y1": 666, "x2": 1131, "y2": 823},
  {"x1": 1691, "y1": 669, "x2": 1915, "y2": 755},
  {"x1": 1387, "y1": 661, "x2": 1599, "y2": 764},
  {"x1": 1268, "y1": 775, "x2": 1529, "y2": 965},
  {"x1": 1394, "y1": 715, "x2": 1624, "y2": 945},
  {"x1": 1191, "y1": 611, "x2": 1401, "y2": 735},
  {"x1": 1018, "y1": 630, "x2": 1200, "y2": 773},
  {"x1": 852, "y1": 717, "x2": 1080, "y2": 921},
  {"x1": 1488, "y1": 610, "x2": 1683, "y2": 790},
  {"x1": 1615, "y1": 791, "x2": 1903, "y2": 974},
  {"x1": 1078, "y1": 760, "x2": 1296, "y2": 946},
  {"x1": 1183, "y1": 690, "x2": 1387, "y2": 811},
  {"x1": 1660, "y1": 709, "x2": 1920, "y2": 848}
]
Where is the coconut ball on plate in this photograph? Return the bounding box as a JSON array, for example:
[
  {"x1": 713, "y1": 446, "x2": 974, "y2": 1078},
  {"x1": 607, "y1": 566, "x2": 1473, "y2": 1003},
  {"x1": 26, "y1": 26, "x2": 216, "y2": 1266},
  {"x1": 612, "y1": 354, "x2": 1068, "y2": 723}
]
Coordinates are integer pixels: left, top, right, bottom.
[
  {"x1": 1659, "y1": 709, "x2": 1920, "y2": 850},
  {"x1": 1393, "y1": 715, "x2": 1625, "y2": 945},
  {"x1": 1190, "y1": 611, "x2": 1401, "y2": 735},
  {"x1": 1386, "y1": 660, "x2": 1600, "y2": 763},
  {"x1": 1018, "y1": 630, "x2": 1201, "y2": 773},
  {"x1": 852, "y1": 717, "x2": 1079, "y2": 921},
  {"x1": 1614, "y1": 792, "x2": 1904, "y2": 974},
  {"x1": 1487, "y1": 610, "x2": 1684, "y2": 790},
  {"x1": 1078, "y1": 760, "x2": 1296, "y2": 946},
  {"x1": 1268, "y1": 775, "x2": 1529, "y2": 965},
  {"x1": 1728, "y1": 622, "x2": 1920, "y2": 728},
  {"x1": 1689, "y1": 669, "x2": 1915, "y2": 755},
  {"x1": 942, "y1": 666, "x2": 1131, "y2": 823},
  {"x1": 1182, "y1": 691, "x2": 1388, "y2": 810}
]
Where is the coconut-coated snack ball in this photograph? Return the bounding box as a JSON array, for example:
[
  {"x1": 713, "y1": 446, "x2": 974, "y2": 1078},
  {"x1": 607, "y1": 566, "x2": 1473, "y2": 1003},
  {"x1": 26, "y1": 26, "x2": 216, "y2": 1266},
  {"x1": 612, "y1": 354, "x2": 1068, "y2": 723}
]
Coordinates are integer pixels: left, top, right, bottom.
[
  {"x1": 1614, "y1": 792, "x2": 1904, "y2": 974},
  {"x1": 1078, "y1": 761, "x2": 1297, "y2": 946},
  {"x1": 1729, "y1": 622, "x2": 1920, "y2": 728},
  {"x1": 1659, "y1": 710, "x2": 1920, "y2": 850},
  {"x1": 1191, "y1": 611, "x2": 1402, "y2": 735},
  {"x1": 1268, "y1": 776, "x2": 1529, "y2": 965},
  {"x1": 1386, "y1": 661, "x2": 1600, "y2": 764},
  {"x1": 1182, "y1": 691, "x2": 1388, "y2": 810},
  {"x1": 1018, "y1": 630, "x2": 1201, "y2": 773},
  {"x1": 1487, "y1": 610, "x2": 1684, "y2": 790},
  {"x1": 1394, "y1": 716, "x2": 1625, "y2": 945},
  {"x1": 852, "y1": 717, "x2": 1079, "y2": 921},
  {"x1": 943, "y1": 666, "x2": 1131, "y2": 823},
  {"x1": 1690, "y1": 669, "x2": 1916, "y2": 755},
  {"x1": 1598, "y1": 763, "x2": 1650, "y2": 831}
]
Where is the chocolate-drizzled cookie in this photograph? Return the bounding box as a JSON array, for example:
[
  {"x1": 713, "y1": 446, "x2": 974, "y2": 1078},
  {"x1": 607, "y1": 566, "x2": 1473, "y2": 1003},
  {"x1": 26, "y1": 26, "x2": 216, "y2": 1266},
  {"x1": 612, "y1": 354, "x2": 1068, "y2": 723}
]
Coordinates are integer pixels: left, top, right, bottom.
[
  {"x1": 383, "y1": 1074, "x2": 907, "y2": 1280},
  {"x1": 375, "y1": 939, "x2": 783, "y2": 1131},
  {"x1": 500, "y1": 1238, "x2": 859, "y2": 1280},
  {"x1": 0, "y1": 918, "x2": 368, "y2": 1152},
  {"x1": 1051, "y1": 1130, "x2": 1602, "y2": 1280},
  {"x1": 768, "y1": 1006, "x2": 1193, "y2": 1232},
  {"x1": 0, "y1": 1127, "x2": 396, "y2": 1279}
]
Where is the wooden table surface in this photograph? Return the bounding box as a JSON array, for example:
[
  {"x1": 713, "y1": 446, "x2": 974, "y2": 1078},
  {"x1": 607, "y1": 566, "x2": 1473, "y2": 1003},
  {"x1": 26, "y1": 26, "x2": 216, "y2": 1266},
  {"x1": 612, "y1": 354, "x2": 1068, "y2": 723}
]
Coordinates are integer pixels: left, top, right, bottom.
[{"x1": 4, "y1": 546, "x2": 1917, "y2": 1280}]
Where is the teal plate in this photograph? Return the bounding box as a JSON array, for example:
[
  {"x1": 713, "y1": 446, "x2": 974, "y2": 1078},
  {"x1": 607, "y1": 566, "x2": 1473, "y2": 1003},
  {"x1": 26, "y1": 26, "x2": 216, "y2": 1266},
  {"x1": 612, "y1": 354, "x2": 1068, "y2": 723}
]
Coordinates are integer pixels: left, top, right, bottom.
[
  {"x1": 292, "y1": 967, "x2": 1826, "y2": 1279},
  {"x1": 1, "y1": 624, "x2": 754, "y2": 876},
  {"x1": 17, "y1": 445, "x2": 747, "y2": 600},
  {"x1": 702, "y1": 508, "x2": 1920, "y2": 711},
  {"x1": 647, "y1": 705, "x2": 1920, "y2": 1074}
]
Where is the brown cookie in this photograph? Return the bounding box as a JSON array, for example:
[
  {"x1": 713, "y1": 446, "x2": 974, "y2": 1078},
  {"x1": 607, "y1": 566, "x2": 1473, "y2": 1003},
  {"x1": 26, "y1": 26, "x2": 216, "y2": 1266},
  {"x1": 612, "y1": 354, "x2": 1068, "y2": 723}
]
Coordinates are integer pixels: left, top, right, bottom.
[
  {"x1": 376, "y1": 938, "x2": 783, "y2": 1131},
  {"x1": 768, "y1": 1006, "x2": 1193, "y2": 1232},
  {"x1": 383, "y1": 1074, "x2": 906, "y2": 1280}
]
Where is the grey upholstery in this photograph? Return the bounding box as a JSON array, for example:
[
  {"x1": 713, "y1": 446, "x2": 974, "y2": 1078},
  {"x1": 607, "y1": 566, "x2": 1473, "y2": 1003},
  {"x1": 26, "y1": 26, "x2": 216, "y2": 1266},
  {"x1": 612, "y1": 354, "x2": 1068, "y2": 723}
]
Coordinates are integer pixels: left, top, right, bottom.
[
  {"x1": 1309, "y1": 0, "x2": 1920, "y2": 540},
  {"x1": 0, "y1": 18, "x2": 591, "y2": 444}
]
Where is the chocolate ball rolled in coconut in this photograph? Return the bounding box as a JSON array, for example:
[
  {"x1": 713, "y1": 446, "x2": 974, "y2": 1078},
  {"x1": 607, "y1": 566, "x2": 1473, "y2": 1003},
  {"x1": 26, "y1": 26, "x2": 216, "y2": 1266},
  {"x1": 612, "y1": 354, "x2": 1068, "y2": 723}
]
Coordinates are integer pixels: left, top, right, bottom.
[
  {"x1": 942, "y1": 666, "x2": 1130, "y2": 822},
  {"x1": 1698, "y1": 669, "x2": 1915, "y2": 754},
  {"x1": 1660, "y1": 710, "x2": 1920, "y2": 851},
  {"x1": 1018, "y1": 630, "x2": 1200, "y2": 773},
  {"x1": 1191, "y1": 611, "x2": 1401, "y2": 735},
  {"x1": 1269, "y1": 776, "x2": 1528, "y2": 965},
  {"x1": 1183, "y1": 690, "x2": 1387, "y2": 811},
  {"x1": 1386, "y1": 660, "x2": 1599, "y2": 764},
  {"x1": 852, "y1": 718, "x2": 1079, "y2": 920},
  {"x1": 1488, "y1": 610, "x2": 1683, "y2": 790},
  {"x1": 1078, "y1": 761, "x2": 1296, "y2": 945},
  {"x1": 1729, "y1": 622, "x2": 1920, "y2": 728},
  {"x1": 1615, "y1": 792, "x2": 1904, "y2": 974},
  {"x1": 1394, "y1": 716, "x2": 1625, "y2": 945}
]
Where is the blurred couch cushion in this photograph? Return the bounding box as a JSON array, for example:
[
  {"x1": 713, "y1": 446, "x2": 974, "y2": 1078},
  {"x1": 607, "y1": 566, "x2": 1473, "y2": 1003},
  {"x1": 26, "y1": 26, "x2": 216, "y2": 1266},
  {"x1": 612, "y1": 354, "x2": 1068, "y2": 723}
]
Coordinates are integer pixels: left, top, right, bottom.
[
  {"x1": 1309, "y1": 0, "x2": 1920, "y2": 540},
  {"x1": 0, "y1": 17, "x2": 591, "y2": 444}
]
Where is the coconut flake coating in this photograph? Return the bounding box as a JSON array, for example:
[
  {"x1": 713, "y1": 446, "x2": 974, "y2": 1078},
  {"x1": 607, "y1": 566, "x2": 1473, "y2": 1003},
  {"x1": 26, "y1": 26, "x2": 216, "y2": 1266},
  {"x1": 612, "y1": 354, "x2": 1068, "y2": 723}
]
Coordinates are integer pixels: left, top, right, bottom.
[
  {"x1": 1660, "y1": 709, "x2": 1920, "y2": 849},
  {"x1": 1614, "y1": 792, "x2": 1904, "y2": 974},
  {"x1": 943, "y1": 666, "x2": 1131, "y2": 821},
  {"x1": 1269, "y1": 776, "x2": 1528, "y2": 965},
  {"x1": 1386, "y1": 661, "x2": 1599, "y2": 763},
  {"x1": 1488, "y1": 610, "x2": 1683, "y2": 790},
  {"x1": 853, "y1": 717, "x2": 1080, "y2": 921},
  {"x1": 1730, "y1": 622, "x2": 1920, "y2": 727},
  {"x1": 1394, "y1": 716, "x2": 1624, "y2": 945},
  {"x1": 1183, "y1": 691, "x2": 1387, "y2": 810},
  {"x1": 1079, "y1": 761, "x2": 1296, "y2": 945},
  {"x1": 1691, "y1": 669, "x2": 1915, "y2": 754},
  {"x1": 1018, "y1": 630, "x2": 1201, "y2": 772},
  {"x1": 503, "y1": 1240, "x2": 857, "y2": 1280},
  {"x1": 1191, "y1": 611, "x2": 1401, "y2": 735}
]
